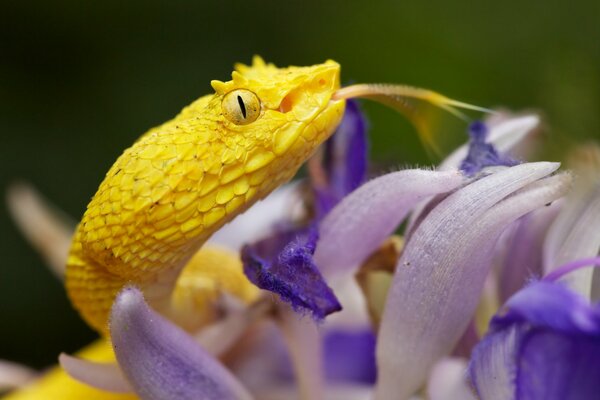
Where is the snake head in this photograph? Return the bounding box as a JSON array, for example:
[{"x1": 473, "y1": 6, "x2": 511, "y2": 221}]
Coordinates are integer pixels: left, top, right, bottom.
[{"x1": 210, "y1": 56, "x2": 346, "y2": 173}]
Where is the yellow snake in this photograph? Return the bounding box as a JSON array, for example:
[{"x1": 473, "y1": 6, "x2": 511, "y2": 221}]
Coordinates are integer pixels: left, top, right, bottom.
[{"x1": 65, "y1": 56, "x2": 346, "y2": 334}]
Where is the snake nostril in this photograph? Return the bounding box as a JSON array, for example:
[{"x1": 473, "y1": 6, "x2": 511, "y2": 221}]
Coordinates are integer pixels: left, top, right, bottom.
[{"x1": 279, "y1": 93, "x2": 294, "y2": 113}]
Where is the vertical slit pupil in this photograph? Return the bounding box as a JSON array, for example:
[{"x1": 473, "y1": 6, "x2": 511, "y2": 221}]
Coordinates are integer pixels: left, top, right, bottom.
[{"x1": 237, "y1": 95, "x2": 247, "y2": 119}]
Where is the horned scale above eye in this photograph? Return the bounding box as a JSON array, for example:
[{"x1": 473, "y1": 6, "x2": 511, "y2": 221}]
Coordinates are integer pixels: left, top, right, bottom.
[{"x1": 221, "y1": 89, "x2": 261, "y2": 125}]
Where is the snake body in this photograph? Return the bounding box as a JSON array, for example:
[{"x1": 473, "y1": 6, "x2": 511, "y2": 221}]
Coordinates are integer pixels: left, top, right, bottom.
[{"x1": 65, "y1": 57, "x2": 345, "y2": 333}]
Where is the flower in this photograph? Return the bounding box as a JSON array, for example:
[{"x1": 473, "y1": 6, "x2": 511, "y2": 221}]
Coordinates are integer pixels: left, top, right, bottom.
[
  {"x1": 240, "y1": 100, "x2": 369, "y2": 319},
  {"x1": 5, "y1": 103, "x2": 598, "y2": 400},
  {"x1": 470, "y1": 258, "x2": 600, "y2": 400}
]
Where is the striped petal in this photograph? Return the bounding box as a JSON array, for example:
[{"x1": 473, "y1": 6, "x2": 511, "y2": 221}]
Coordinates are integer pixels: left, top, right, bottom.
[
  {"x1": 374, "y1": 163, "x2": 570, "y2": 399},
  {"x1": 110, "y1": 287, "x2": 253, "y2": 400}
]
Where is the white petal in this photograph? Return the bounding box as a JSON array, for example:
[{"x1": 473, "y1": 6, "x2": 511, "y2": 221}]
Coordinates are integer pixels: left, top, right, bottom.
[
  {"x1": 314, "y1": 169, "x2": 464, "y2": 278},
  {"x1": 59, "y1": 353, "x2": 132, "y2": 393},
  {"x1": 209, "y1": 183, "x2": 304, "y2": 251},
  {"x1": 195, "y1": 297, "x2": 271, "y2": 357},
  {"x1": 0, "y1": 360, "x2": 37, "y2": 390},
  {"x1": 375, "y1": 163, "x2": 568, "y2": 399},
  {"x1": 258, "y1": 384, "x2": 373, "y2": 400},
  {"x1": 427, "y1": 358, "x2": 477, "y2": 400},
  {"x1": 6, "y1": 183, "x2": 74, "y2": 279},
  {"x1": 276, "y1": 304, "x2": 324, "y2": 400}
]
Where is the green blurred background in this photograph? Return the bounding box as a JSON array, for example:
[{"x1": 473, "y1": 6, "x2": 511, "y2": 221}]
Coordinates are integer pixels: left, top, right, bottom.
[{"x1": 1, "y1": 1, "x2": 599, "y2": 368}]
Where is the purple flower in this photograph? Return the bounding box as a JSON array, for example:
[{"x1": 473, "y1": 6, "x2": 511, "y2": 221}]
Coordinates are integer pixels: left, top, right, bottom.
[
  {"x1": 311, "y1": 113, "x2": 572, "y2": 398},
  {"x1": 470, "y1": 259, "x2": 600, "y2": 400},
  {"x1": 240, "y1": 100, "x2": 368, "y2": 319},
  {"x1": 241, "y1": 228, "x2": 341, "y2": 320},
  {"x1": 8, "y1": 107, "x2": 596, "y2": 400}
]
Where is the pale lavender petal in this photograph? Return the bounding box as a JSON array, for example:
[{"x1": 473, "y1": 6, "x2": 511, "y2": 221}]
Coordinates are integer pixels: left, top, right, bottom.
[
  {"x1": 498, "y1": 201, "x2": 562, "y2": 302},
  {"x1": 314, "y1": 169, "x2": 465, "y2": 278},
  {"x1": 427, "y1": 358, "x2": 477, "y2": 400},
  {"x1": 544, "y1": 183, "x2": 600, "y2": 298},
  {"x1": 59, "y1": 353, "x2": 131, "y2": 393},
  {"x1": 110, "y1": 287, "x2": 253, "y2": 400},
  {"x1": 469, "y1": 327, "x2": 520, "y2": 400},
  {"x1": 0, "y1": 360, "x2": 37, "y2": 390},
  {"x1": 440, "y1": 115, "x2": 539, "y2": 171},
  {"x1": 276, "y1": 304, "x2": 324, "y2": 400},
  {"x1": 375, "y1": 163, "x2": 569, "y2": 399},
  {"x1": 410, "y1": 115, "x2": 539, "y2": 238}
]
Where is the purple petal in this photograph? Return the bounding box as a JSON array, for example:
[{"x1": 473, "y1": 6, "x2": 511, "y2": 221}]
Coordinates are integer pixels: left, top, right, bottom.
[
  {"x1": 516, "y1": 329, "x2": 600, "y2": 399},
  {"x1": 375, "y1": 163, "x2": 569, "y2": 399},
  {"x1": 459, "y1": 121, "x2": 518, "y2": 176},
  {"x1": 313, "y1": 100, "x2": 368, "y2": 217},
  {"x1": 471, "y1": 281, "x2": 600, "y2": 400},
  {"x1": 491, "y1": 281, "x2": 600, "y2": 334},
  {"x1": 59, "y1": 353, "x2": 131, "y2": 393},
  {"x1": 315, "y1": 169, "x2": 465, "y2": 278},
  {"x1": 242, "y1": 227, "x2": 341, "y2": 320},
  {"x1": 323, "y1": 328, "x2": 377, "y2": 384},
  {"x1": 440, "y1": 115, "x2": 539, "y2": 171},
  {"x1": 469, "y1": 326, "x2": 521, "y2": 400},
  {"x1": 110, "y1": 287, "x2": 253, "y2": 400}
]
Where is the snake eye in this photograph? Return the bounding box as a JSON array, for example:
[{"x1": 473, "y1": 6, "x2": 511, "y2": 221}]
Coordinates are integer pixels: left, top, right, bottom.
[{"x1": 221, "y1": 89, "x2": 261, "y2": 125}]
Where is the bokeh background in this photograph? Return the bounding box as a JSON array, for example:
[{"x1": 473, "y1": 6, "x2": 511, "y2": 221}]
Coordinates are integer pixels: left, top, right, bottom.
[{"x1": 1, "y1": 1, "x2": 599, "y2": 368}]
